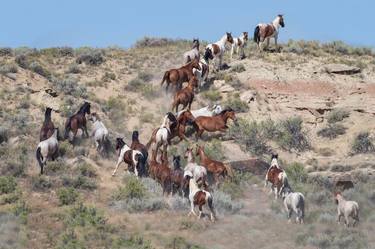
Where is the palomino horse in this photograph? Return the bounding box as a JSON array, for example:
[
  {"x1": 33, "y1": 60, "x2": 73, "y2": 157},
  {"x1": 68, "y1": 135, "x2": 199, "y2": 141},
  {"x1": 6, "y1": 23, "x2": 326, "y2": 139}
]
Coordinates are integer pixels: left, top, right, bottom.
[
  {"x1": 196, "y1": 145, "x2": 234, "y2": 185},
  {"x1": 161, "y1": 58, "x2": 201, "y2": 92},
  {"x1": 88, "y1": 113, "x2": 109, "y2": 153},
  {"x1": 113, "y1": 138, "x2": 145, "y2": 177},
  {"x1": 184, "y1": 147, "x2": 207, "y2": 187},
  {"x1": 185, "y1": 171, "x2": 216, "y2": 222},
  {"x1": 40, "y1": 107, "x2": 55, "y2": 141},
  {"x1": 171, "y1": 76, "x2": 198, "y2": 112},
  {"x1": 254, "y1": 15, "x2": 285, "y2": 51},
  {"x1": 193, "y1": 108, "x2": 238, "y2": 139},
  {"x1": 171, "y1": 155, "x2": 186, "y2": 197},
  {"x1": 334, "y1": 192, "x2": 360, "y2": 227},
  {"x1": 36, "y1": 128, "x2": 59, "y2": 174},
  {"x1": 206, "y1": 32, "x2": 234, "y2": 70},
  {"x1": 193, "y1": 48, "x2": 214, "y2": 88},
  {"x1": 231, "y1": 32, "x2": 249, "y2": 59},
  {"x1": 264, "y1": 154, "x2": 289, "y2": 199},
  {"x1": 281, "y1": 186, "x2": 305, "y2": 224},
  {"x1": 183, "y1": 38, "x2": 200, "y2": 64},
  {"x1": 177, "y1": 104, "x2": 223, "y2": 119},
  {"x1": 131, "y1": 130, "x2": 149, "y2": 175},
  {"x1": 64, "y1": 101, "x2": 91, "y2": 142}
]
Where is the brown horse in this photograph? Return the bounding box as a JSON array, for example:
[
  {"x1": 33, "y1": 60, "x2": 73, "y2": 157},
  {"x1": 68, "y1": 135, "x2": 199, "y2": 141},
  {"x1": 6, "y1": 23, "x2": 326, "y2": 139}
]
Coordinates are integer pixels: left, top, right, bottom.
[
  {"x1": 193, "y1": 108, "x2": 238, "y2": 139},
  {"x1": 265, "y1": 154, "x2": 289, "y2": 199},
  {"x1": 172, "y1": 77, "x2": 198, "y2": 112},
  {"x1": 161, "y1": 58, "x2": 201, "y2": 92},
  {"x1": 131, "y1": 130, "x2": 148, "y2": 176},
  {"x1": 40, "y1": 107, "x2": 55, "y2": 141},
  {"x1": 156, "y1": 150, "x2": 172, "y2": 195},
  {"x1": 64, "y1": 101, "x2": 91, "y2": 142},
  {"x1": 196, "y1": 145, "x2": 234, "y2": 185},
  {"x1": 171, "y1": 155, "x2": 187, "y2": 196}
]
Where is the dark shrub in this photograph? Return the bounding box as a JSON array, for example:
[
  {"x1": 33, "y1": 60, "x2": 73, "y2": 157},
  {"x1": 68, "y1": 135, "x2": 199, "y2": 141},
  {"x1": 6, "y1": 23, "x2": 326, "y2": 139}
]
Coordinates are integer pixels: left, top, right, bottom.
[
  {"x1": 0, "y1": 47, "x2": 13, "y2": 56},
  {"x1": 277, "y1": 117, "x2": 310, "y2": 152},
  {"x1": 317, "y1": 124, "x2": 346, "y2": 139},
  {"x1": 327, "y1": 109, "x2": 350, "y2": 124},
  {"x1": 57, "y1": 187, "x2": 79, "y2": 206},
  {"x1": 351, "y1": 132, "x2": 374, "y2": 154},
  {"x1": 0, "y1": 176, "x2": 17, "y2": 194},
  {"x1": 76, "y1": 50, "x2": 105, "y2": 66}
]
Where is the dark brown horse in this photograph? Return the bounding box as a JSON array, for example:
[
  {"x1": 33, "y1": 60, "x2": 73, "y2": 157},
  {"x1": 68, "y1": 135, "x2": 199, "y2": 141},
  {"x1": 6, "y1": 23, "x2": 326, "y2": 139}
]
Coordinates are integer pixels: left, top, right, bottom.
[
  {"x1": 40, "y1": 107, "x2": 55, "y2": 141},
  {"x1": 193, "y1": 108, "x2": 238, "y2": 139},
  {"x1": 196, "y1": 145, "x2": 234, "y2": 185},
  {"x1": 64, "y1": 101, "x2": 91, "y2": 142},
  {"x1": 131, "y1": 130, "x2": 148, "y2": 176},
  {"x1": 161, "y1": 58, "x2": 201, "y2": 92},
  {"x1": 171, "y1": 76, "x2": 198, "y2": 112},
  {"x1": 171, "y1": 155, "x2": 187, "y2": 196},
  {"x1": 156, "y1": 150, "x2": 172, "y2": 195}
]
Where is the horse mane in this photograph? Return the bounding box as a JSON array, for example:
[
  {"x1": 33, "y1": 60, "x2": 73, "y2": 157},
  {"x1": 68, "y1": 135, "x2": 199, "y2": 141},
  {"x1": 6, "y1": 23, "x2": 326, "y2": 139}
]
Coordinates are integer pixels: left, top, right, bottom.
[
  {"x1": 116, "y1": 137, "x2": 126, "y2": 149},
  {"x1": 44, "y1": 108, "x2": 52, "y2": 122},
  {"x1": 132, "y1": 130, "x2": 140, "y2": 143},
  {"x1": 218, "y1": 108, "x2": 234, "y2": 115},
  {"x1": 78, "y1": 102, "x2": 90, "y2": 114}
]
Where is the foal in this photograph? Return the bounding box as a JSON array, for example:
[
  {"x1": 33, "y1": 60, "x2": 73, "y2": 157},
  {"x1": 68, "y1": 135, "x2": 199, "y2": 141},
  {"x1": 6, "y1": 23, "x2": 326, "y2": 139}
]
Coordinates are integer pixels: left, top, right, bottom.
[
  {"x1": 171, "y1": 76, "x2": 198, "y2": 112},
  {"x1": 161, "y1": 58, "x2": 201, "y2": 92},
  {"x1": 36, "y1": 128, "x2": 59, "y2": 174},
  {"x1": 231, "y1": 32, "x2": 249, "y2": 59},
  {"x1": 254, "y1": 15, "x2": 285, "y2": 51},
  {"x1": 335, "y1": 192, "x2": 360, "y2": 227},
  {"x1": 64, "y1": 101, "x2": 91, "y2": 142},
  {"x1": 40, "y1": 107, "x2": 55, "y2": 141},
  {"x1": 206, "y1": 32, "x2": 234, "y2": 70},
  {"x1": 183, "y1": 38, "x2": 200, "y2": 64},
  {"x1": 113, "y1": 138, "x2": 145, "y2": 177},
  {"x1": 88, "y1": 113, "x2": 109, "y2": 153}
]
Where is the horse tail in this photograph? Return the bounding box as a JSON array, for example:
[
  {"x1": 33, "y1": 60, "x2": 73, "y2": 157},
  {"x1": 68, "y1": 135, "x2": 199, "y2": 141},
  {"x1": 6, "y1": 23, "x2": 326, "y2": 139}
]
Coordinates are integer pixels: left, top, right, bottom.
[
  {"x1": 298, "y1": 195, "x2": 305, "y2": 223},
  {"x1": 161, "y1": 71, "x2": 169, "y2": 86},
  {"x1": 207, "y1": 193, "x2": 216, "y2": 219},
  {"x1": 223, "y1": 163, "x2": 234, "y2": 179},
  {"x1": 146, "y1": 133, "x2": 155, "y2": 150},
  {"x1": 64, "y1": 116, "x2": 73, "y2": 139},
  {"x1": 254, "y1": 25, "x2": 260, "y2": 44},
  {"x1": 36, "y1": 146, "x2": 44, "y2": 174}
]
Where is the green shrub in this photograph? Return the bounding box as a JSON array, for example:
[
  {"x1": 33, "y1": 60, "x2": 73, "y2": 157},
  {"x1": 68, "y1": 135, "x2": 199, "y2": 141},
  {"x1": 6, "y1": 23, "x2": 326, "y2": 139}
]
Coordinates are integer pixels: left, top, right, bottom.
[
  {"x1": 327, "y1": 109, "x2": 350, "y2": 124},
  {"x1": 62, "y1": 175, "x2": 97, "y2": 190},
  {"x1": 0, "y1": 176, "x2": 17, "y2": 194},
  {"x1": 66, "y1": 203, "x2": 106, "y2": 227},
  {"x1": 28, "y1": 61, "x2": 51, "y2": 79},
  {"x1": 57, "y1": 187, "x2": 79, "y2": 206},
  {"x1": 15, "y1": 54, "x2": 30, "y2": 69},
  {"x1": 223, "y1": 94, "x2": 249, "y2": 113},
  {"x1": 285, "y1": 163, "x2": 308, "y2": 184},
  {"x1": 137, "y1": 71, "x2": 153, "y2": 82},
  {"x1": 202, "y1": 90, "x2": 222, "y2": 102},
  {"x1": 57, "y1": 230, "x2": 85, "y2": 249},
  {"x1": 40, "y1": 47, "x2": 74, "y2": 57},
  {"x1": 112, "y1": 177, "x2": 146, "y2": 201},
  {"x1": 203, "y1": 139, "x2": 225, "y2": 161},
  {"x1": 351, "y1": 132, "x2": 374, "y2": 154},
  {"x1": 230, "y1": 63, "x2": 246, "y2": 73},
  {"x1": 76, "y1": 163, "x2": 96, "y2": 178},
  {"x1": 102, "y1": 71, "x2": 116, "y2": 82},
  {"x1": 276, "y1": 117, "x2": 310, "y2": 152},
  {"x1": 0, "y1": 126, "x2": 9, "y2": 143},
  {"x1": 317, "y1": 124, "x2": 346, "y2": 139},
  {"x1": 76, "y1": 50, "x2": 105, "y2": 66},
  {"x1": 0, "y1": 63, "x2": 18, "y2": 74},
  {"x1": 31, "y1": 175, "x2": 52, "y2": 191},
  {"x1": 12, "y1": 200, "x2": 29, "y2": 224},
  {"x1": 66, "y1": 63, "x2": 81, "y2": 74},
  {"x1": 167, "y1": 237, "x2": 206, "y2": 249},
  {"x1": 51, "y1": 77, "x2": 88, "y2": 98},
  {"x1": 0, "y1": 47, "x2": 13, "y2": 56}
]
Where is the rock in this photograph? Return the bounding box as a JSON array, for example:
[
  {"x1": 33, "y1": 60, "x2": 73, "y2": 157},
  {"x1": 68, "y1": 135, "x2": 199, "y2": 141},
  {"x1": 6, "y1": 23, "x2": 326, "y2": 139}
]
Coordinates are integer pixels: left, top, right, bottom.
[
  {"x1": 240, "y1": 90, "x2": 257, "y2": 103},
  {"x1": 218, "y1": 85, "x2": 235, "y2": 93},
  {"x1": 213, "y1": 80, "x2": 225, "y2": 89},
  {"x1": 324, "y1": 64, "x2": 361, "y2": 75}
]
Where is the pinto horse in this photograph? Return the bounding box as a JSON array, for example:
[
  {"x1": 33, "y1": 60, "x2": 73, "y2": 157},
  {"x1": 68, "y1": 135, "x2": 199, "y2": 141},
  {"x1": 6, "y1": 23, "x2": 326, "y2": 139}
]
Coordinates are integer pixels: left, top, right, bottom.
[
  {"x1": 183, "y1": 38, "x2": 200, "y2": 64},
  {"x1": 64, "y1": 101, "x2": 91, "y2": 142},
  {"x1": 160, "y1": 58, "x2": 201, "y2": 92},
  {"x1": 264, "y1": 154, "x2": 289, "y2": 199},
  {"x1": 184, "y1": 147, "x2": 207, "y2": 187},
  {"x1": 193, "y1": 48, "x2": 214, "y2": 88},
  {"x1": 206, "y1": 32, "x2": 234, "y2": 70},
  {"x1": 131, "y1": 130, "x2": 149, "y2": 175},
  {"x1": 40, "y1": 107, "x2": 55, "y2": 141},
  {"x1": 231, "y1": 32, "x2": 249, "y2": 59},
  {"x1": 193, "y1": 108, "x2": 238, "y2": 139},
  {"x1": 196, "y1": 145, "x2": 234, "y2": 185},
  {"x1": 171, "y1": 76, "x2": 198, "y2": 112},
  {"x1": 113, "y1": 138, "x2": 145, "y2": 177},
  {"x1": 254, "y1": 15, "x2": 285, "y2": 51}
]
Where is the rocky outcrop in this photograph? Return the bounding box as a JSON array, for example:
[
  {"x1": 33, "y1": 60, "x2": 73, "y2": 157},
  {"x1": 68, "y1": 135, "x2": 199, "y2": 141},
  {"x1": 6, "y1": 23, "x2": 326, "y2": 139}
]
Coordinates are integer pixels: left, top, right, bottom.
[{"x1": 324, "y1": 64, "x2": 361, "y2": 75}]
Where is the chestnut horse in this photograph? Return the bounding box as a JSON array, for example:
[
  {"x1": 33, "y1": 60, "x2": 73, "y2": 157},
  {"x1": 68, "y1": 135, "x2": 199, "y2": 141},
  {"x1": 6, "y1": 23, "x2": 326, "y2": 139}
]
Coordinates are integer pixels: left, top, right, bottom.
[
  {"x1": 40, "y1": 107, "x2": 55, "y2": 141},
  {"x1": 265, "y1": 154, "x2": 289, "y2": 199},
  {"x1": 131, "y1": 130, "x2": 149, "y2": 176},
  {"x1": 156, "y1": 149, "x2": 172, "y2": 195},
  {"x1": 64, "y1": 101, "x2": 91, "y2": 142},
  {"x1": 160, "y1": 58, "x2": 201, "y2": 92},
  {"x1": 196, "y1": 145, "x2": 234, "y2": 185},
  {"x1": 193, "y1": 108, "x2": 238, "y2": 139},
  {"x1": 254, "y1": 15, "x2": 285, "y2": 51},
  {"x1": 171, "y1": 77, "x2": 198, "y2": 112}
]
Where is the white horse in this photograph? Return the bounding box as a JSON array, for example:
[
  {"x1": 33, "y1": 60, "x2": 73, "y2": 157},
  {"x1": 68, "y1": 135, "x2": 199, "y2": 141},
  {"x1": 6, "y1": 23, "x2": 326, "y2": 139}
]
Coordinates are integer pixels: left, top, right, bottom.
[
  {"x1": 177, "y1": 104, "x2": 222, "y2": 119},
  {"x1": 89, "y1": 113, "x2": 108, "y2": 153},
  {"x1": 185, "y1": 171, "x2": 216, "y2": 222},
  {"x1": 183, "y1": 38, "x2": 200, "y2": 64},
  {"x1": 206, "y1": 32, "x2": 234, "y2": 70},
  {"x1": 192, "y1": 47, "x2": 214, "y2": 88},
  {"x1": 281, "y1": 186, "x2": 305, "y2": 224},
  {"x1": 36, "y1": 128, "x2": 59, "y2": 175},
  {"x1": 335, "y1": 192, "x2": 360, "y2": 227},
  {"x1": 184, "y1": 147, "x2": 207, "y2": 185},
  {"x1": 254, "y1": 15, "x2": 285, "y2": 51},
  {"x1": 113, "y1": 138, "x2": 144, "y2": 177},
  {"x1": 231, "y1": 32, "x2": 249, "y2": 59}
]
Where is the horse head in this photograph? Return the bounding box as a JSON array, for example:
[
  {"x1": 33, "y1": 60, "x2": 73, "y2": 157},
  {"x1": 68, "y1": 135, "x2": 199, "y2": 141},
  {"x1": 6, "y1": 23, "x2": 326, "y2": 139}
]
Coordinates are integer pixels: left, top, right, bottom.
[
  {"x1": 115, "y1": 137, "x2": 125, "y2": 151},
  {"x1": 191, "y1": 58, "x2": 201, "y2": 71},
  {"x1": 278, "y1": 14, "x2": 285, "y2": 28},
  {"x1": 195, "y1": 145, "x2": 203, "y2": 156},
  {"x1": 204, "y1": 47, "x2": 214, "y2": 61},
  {"x1": 188, "y1": 77, "x2": 199, "y2": 90},
  {"x1": 132, "y1": 130, "x2": 139, "y2": 142},
  {"x1": 221, "y1": 108, "x2": 238, "y2": 125},
  {"x1": 243, "y1": 32, "x2": 249, "y2": 41},
  {"x1": 88, "y1": 112, "x2": 99, "y2": 122},
  {"x1": 44, "y1": 107, "x2": 52, "y2": 120},
  {"x1": 334, "y1": 192, "x2": 342, "y2": 204},
  {"x1": 211, "y1": 104, "x2": 222, "y2": 115},
  {"x1": 172, "y1": 155, "x2": 181, "y2": 170},
  {"x1": 226, "y1": 32, "x2": 234, "y2": 44},
  {"x1": 192, "y1": 38, "x2": 199, "y2": 49},
  {"x1": 184, "y1": 147, "x2": 193, "y2": 159}
]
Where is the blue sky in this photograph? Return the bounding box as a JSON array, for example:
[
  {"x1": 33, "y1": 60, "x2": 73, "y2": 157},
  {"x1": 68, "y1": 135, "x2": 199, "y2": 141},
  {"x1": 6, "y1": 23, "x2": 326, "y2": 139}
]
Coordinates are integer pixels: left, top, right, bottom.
[{"x1": 0, "y1": 0, "x2": 373, "y2": 48}]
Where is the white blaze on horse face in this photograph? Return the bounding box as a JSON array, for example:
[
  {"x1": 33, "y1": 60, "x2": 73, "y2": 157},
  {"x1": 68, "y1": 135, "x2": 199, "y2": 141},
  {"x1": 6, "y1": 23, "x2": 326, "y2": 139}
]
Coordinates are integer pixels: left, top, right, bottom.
[{"x1": 270, "y1": 158, "x2": 280, "y2": 169}]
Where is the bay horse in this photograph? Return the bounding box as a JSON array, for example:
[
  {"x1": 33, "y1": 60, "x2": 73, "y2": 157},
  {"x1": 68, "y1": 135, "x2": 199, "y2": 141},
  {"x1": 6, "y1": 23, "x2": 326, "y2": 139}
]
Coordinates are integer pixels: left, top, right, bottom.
[
  {"x1": 149, "y1": 149, "x2": 172, "y2": 195},
  {"x1": 131, "y1": 130, "x2": 149, "y2": 176},
  {"x1": 171, "y1": 76, "x2": 198, "y2": 112},
  {"x1": 36, "y1": 128, "x2": 59, "y2": 175},
  {"x1": 113, "y1": 138, "x2": 145, "y2": 177},
  {"x1": 64, "y1": 101, "x2": 91, "y2": 142},
  {"x1": 193, "y1": 108, "x2": 238, "y2": 139},
  {"x1": 40, "y1": 107, "x2": 55, "y2": 141},
  {"x1": 264, "y1": 154, "x2": 289, "y2": 199},
  {"x1": 183, "y1": 38, "x2": 200, "y2": 64},
  {"x1": 254, "y1": 15, "x2": 285, "y2": 51},
  {"x1": 206, "y1": 32, "x2": 234, "y2": 70},
  {"x1": 184, "y1": 147, "x2": 207, "y2": 187},
  {"x1": 171, "y1": 155, "x2": 186, "y2": 196},
  {"x1": 193, "y1": 48, "x2": 214, "y2": 88},
  {"x1": 160, "y1": 58, "x2": 201, "y2": 92},
  {"x1": 196, "y1": 145, "x2": 234, "y2": 185},
  {"x1": 231, "y1": 32, "x2": 249, "y2": 59},
  {"x1": 335, "y1": 192, "x2": 360, "y2": 227},
  {"x1": 88, "y1": 113, "x2": 109, "y2": 153},
  {"x1": 185, "y1": 171, "x2": 216, "y2": 222}
]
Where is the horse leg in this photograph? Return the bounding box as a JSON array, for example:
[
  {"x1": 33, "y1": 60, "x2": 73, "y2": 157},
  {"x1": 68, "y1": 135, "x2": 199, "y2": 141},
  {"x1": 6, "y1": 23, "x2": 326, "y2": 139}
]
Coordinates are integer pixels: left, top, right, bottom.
[
  {"x1": 337, "y1": 213, "x2": 342, "y2": 224},
  {"x1": 112, "y1": 158, "x2": 123, "y2": 176},
  {"x1": 84, "y1": 125, "x2": 89, "y2": 138},
  {"x1": 265, "y1": 38, "x2": 270, "y2": 50},
  {"x1": 218, "y1": 55, "x2": 223, "y2": 70},
  {"x1": 198, "y1": 205, "x2": 203, "y2": 219},
  {"x1": 230, "y1": 45, "x2": 234, "y2": 59},
  {"x1": 274, "y1": 35, "x2": 278, "y2": 51},
  {"x1": 344, "y1": 215, "x2": 350, "y2": 227}
]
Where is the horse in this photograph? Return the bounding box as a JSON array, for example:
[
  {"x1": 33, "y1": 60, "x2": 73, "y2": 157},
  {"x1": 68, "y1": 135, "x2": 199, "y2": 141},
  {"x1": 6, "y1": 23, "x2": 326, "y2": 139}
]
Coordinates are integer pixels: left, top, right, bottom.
[
  {"x1": 231, "y1": 32, "x2": 249, "y2": 59},
  {"x1": 183, "y1": 38, "x2": 200, "y2": 64},
  {"x1": 64, "y1": 101, "x2": 91, "y2": 142},
  {"x1": 112, "y1": 138, "x2": 145, "y2": 177},
  {"x1": 196, "y1": 145, "x2": 234, "y2": 185},
  {"x1": 177, "y1": 104, "x2": 223, "y2": 119},
  {"x1": 193, "y1": 48, "x2": 214, "y2": 88},
  {"x1": 171, "y1": 76, "x2": 198, "y2": 112},
  {"x1": 160, "y1": 58, "x2": 201, "y2": 92},
  {"x1": 206, "y1": 32, "x2": 234, "y2": 70},
  {"x1": 131, "y1": 130, "x2": 149, "y2": 176},
  {"x1": 334, "y1": 192, "x2": 360, "y2": 227},
  {"x1": 88, "y1": 113, "x2": 109, "y2": 153},
  {"x1": 193, "y1": 108, "x2": 238, "y2": 139},
  {"x1": 185, "y1": 171, "x2": 216, "y2": 222},
  {"x1": 184, "y1": 147, "x2": 207, "y2": 187},
  {"x1": 280, "y1": 186, "x2": 305, "y2": 224},
  {"x1": 254, "y1": 15, "x2": 285, "y2": 51},
  {"x1": 156, "y1": 149, "x2": 172, "y2": 196},
  {"x1": 36, "y1": 128, "x2": 59, "y2": 175},
  {"x1": 40, "y1": 107, "x2": 55, "y2": 141},
  {"x1": 264, "y1": 153, "x2": 289, "y2": 199},
  {"x1": 171, "y1": 155, "x2": 186, "y2": 196}
]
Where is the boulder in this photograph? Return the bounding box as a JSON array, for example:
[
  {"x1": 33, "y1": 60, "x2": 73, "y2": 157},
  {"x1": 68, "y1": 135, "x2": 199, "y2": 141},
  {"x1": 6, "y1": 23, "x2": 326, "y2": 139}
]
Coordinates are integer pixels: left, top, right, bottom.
[
  {"x1": 324, "y1": 64, "x2": 361, "y2": 75},
  {"x1": 240, "y1": 90, "x2": 257, "y2": 103},
  {"x1": 213, "y1": 80, "x2": 225, "y2": 89}
]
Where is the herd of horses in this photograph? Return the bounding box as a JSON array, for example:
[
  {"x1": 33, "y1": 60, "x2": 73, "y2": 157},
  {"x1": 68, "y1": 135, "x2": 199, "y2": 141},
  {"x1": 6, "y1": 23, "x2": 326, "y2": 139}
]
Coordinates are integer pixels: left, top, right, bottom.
[{"x1": 35, "y1": 14, "x2": 360, "y2": 226}]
